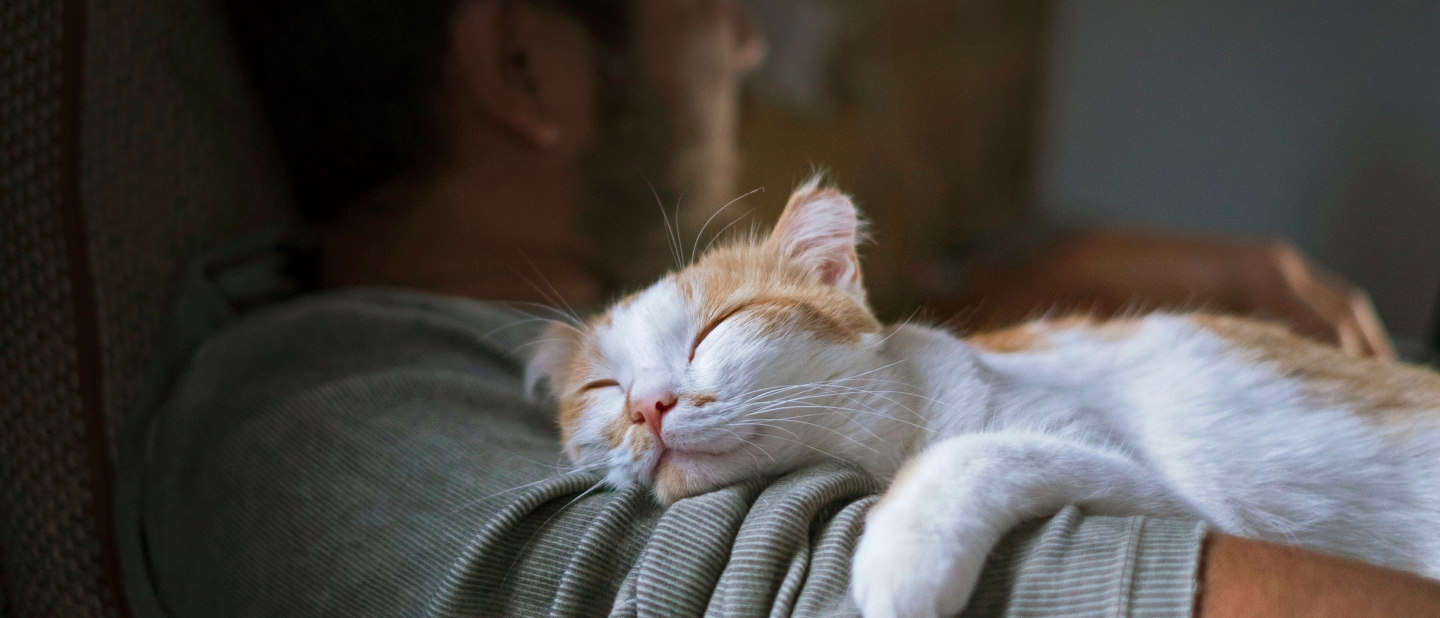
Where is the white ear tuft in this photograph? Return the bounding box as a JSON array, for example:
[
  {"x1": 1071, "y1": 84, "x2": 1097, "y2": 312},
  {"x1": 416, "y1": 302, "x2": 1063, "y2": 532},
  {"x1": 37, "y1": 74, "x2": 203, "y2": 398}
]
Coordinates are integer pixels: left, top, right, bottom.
[
  {"x1": 765, "y1": 176, "x2": 866, "y2": 297},
  {"x1": 523, "y1": 321, "x2": 582, "y2": 401}
]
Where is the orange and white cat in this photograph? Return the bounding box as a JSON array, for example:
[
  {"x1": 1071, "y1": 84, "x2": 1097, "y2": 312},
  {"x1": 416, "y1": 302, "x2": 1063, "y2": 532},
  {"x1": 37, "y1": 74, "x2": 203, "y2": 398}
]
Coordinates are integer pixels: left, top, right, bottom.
[{"x1": 528, "y1": 178, "x2": 1440, "y2": 618}]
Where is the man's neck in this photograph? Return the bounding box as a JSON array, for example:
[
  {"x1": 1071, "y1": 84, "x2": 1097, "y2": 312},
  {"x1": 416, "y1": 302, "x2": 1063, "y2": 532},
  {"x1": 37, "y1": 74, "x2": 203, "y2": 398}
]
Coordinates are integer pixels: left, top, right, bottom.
[{"x1": 321, "y1": 154, "x2": 604, "y2": 307}]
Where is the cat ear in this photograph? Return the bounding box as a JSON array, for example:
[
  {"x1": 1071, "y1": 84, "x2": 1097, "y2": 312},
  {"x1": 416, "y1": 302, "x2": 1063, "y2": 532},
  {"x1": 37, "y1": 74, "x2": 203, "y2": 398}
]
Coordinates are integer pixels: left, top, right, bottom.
[
  {"x1": 765, "y1": 176, "x2": 867, "y2": 298},
  {"x1": 524, "y1": 321, "x2": 583, "y2": 401}
]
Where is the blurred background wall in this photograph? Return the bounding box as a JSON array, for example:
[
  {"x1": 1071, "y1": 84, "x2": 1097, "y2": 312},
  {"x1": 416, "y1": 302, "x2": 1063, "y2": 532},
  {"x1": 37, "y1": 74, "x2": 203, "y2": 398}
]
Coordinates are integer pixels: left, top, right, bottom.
[
  {"x1": 739, "y1": 0, "x2": 1440, "y2": 346},
  {"x1": 737, "y1": 0, "x2": 1050, "y2": 319},
  {"x1": 1038, "y1": 0, "x2": 1440, "y2": 344}
]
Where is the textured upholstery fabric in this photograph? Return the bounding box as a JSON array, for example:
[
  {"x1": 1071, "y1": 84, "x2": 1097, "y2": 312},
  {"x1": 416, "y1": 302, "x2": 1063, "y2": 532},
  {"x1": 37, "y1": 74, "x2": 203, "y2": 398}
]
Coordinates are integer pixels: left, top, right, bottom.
[
  {"x1": 0, "y1": 1, "x2": 113, "y2": 616},
  {"x1": 2, "y1": 0, "x2": 293, "y2": 614},
  {"x1": 81, "y1": 0, "x2": 293, "y2": 459}
]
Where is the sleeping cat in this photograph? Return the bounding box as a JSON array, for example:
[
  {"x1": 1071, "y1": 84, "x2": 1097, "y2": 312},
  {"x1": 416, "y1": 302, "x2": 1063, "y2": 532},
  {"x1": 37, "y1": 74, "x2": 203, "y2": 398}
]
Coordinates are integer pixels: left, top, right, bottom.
[{"x1": 527, "y1": 178, "x2": 1440, "y2": 618}]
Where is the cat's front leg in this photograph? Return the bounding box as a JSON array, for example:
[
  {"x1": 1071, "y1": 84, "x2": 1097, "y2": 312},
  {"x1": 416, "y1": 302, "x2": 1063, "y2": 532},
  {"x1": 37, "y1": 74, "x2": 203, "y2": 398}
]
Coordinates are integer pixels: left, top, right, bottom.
[{"x1": 851, "y1": 432, "x2": 1192, "y2": 618}]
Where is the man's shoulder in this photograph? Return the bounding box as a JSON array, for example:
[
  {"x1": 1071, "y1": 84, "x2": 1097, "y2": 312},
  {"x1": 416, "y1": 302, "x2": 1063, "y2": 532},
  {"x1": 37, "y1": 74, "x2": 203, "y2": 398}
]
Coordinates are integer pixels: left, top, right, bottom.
[
  {"x1": 180, "y1": 287, "x2": 541, "y2": 408},
  {"x1": 129, "y1": 229, "x2": 557, "y2": 445},
  {"x1": 207, "y1": 286, "x2": 537, "y2": 361}
]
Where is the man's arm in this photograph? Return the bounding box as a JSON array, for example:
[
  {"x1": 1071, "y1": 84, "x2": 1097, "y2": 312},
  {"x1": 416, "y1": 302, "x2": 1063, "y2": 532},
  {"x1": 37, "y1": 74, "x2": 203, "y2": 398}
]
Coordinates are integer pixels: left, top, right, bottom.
[
  {"x1": 1199, "y1": 534, "x2": 1440, "y2": 618},
  {"x1": 938, "y1": 230, "x2": 1395, "y2": 358}
]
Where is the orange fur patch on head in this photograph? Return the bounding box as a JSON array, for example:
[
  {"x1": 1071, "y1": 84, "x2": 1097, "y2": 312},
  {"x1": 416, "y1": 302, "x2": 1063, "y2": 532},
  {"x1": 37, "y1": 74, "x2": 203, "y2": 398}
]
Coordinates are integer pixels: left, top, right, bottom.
[
  {"x1": 1192, "y1": 314, "x2": 1440, "y2": 428},
  {"x1": 688, "y1": 392, "x2": 718, "y2": 407},
  {"x1": 676, "y1": 242, "x2": 881, "y2": 345},
  {"x1": 744, "y1": 296, "x2": 865, "y2": 342}
]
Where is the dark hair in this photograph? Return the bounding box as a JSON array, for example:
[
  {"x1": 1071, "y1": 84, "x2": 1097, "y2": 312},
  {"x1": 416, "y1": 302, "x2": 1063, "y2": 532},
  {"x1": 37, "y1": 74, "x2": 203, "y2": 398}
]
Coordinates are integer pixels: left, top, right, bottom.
[{"x1": 223, "y1": 0, "x2": 631, "y2": 225}]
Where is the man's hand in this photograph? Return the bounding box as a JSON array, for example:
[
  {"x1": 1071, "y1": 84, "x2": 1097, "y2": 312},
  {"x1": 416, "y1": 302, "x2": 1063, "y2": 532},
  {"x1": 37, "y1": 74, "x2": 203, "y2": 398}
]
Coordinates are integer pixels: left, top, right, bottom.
[{"x1": 954, "y1": 230, "x2": 1396, "y2": 358}]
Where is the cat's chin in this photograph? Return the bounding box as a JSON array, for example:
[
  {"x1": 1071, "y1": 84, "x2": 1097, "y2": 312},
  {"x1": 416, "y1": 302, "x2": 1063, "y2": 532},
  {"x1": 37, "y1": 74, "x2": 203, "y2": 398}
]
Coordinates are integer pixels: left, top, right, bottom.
[{"x1": 649, "y1": 448, "x2": 743, "y2": 505}]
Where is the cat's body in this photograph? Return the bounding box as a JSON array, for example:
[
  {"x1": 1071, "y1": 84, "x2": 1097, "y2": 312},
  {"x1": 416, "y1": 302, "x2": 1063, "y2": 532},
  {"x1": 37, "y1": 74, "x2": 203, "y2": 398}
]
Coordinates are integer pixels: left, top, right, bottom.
[
  {"x1": 854, "y1": 314, "x2": 1440, "y2": 617},
  {"x1": 529, "y1": 179, "x2": 1440, "y2": 618}
]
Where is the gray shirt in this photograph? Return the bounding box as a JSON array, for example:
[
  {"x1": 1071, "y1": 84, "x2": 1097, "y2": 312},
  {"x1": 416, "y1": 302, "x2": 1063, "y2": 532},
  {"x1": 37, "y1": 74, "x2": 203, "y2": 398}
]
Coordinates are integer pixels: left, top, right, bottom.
[{"x1": 114, "y1": 232, "x2": 1205, "y2": 617}]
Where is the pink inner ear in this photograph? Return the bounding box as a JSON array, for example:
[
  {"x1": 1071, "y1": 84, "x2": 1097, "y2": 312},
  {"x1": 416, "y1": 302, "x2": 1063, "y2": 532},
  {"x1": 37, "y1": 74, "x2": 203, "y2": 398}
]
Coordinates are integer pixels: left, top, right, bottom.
[
  {"x1": 817, "y1": 252, "x2": 859, "y2": 287},
  {"x1": 768, "y1": 186, "x2": 862, "y2": 287}
]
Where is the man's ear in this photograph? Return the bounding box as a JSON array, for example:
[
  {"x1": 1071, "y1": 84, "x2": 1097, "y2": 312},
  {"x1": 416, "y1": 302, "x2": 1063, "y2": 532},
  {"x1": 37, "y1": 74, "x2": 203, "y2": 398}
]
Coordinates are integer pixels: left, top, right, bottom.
[
  {"x1": 765, "y1": 175, "x2": 867, "y2": 300},
  {"x1": 449, "y1": 0, "x2": 592, "y2": 148}
]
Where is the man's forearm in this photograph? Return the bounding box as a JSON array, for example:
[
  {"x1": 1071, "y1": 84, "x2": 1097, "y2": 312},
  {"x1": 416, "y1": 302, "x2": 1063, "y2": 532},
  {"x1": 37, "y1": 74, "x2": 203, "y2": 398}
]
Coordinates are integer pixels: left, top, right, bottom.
[
  {"x1": 938, "y1": 229, "x2": 1395, "y2": 358},
  {"x1": 1198, "y1": 533, "x2": 1440, "y2": 618}
]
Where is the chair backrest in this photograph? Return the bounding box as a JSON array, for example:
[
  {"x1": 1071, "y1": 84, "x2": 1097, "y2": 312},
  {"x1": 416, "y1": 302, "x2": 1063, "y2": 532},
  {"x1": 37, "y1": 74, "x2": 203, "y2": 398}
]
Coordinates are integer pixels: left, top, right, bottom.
[{"x1": 0, "y1": 0, "x2": 292, "y2": 614}]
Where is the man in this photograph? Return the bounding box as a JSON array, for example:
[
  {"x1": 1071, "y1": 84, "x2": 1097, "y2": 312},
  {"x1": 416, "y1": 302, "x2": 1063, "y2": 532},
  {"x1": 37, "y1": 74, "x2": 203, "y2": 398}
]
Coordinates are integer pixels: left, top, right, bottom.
[{"x1": 113, "y1": 0, "x2": 1436, "y2": 616}]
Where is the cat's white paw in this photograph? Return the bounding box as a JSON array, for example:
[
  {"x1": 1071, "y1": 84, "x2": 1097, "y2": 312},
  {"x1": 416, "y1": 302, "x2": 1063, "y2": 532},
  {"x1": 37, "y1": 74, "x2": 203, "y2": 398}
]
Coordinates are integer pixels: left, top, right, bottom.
[{"x1": 850, "y1": 495, "x2": 994, "y2": 618}]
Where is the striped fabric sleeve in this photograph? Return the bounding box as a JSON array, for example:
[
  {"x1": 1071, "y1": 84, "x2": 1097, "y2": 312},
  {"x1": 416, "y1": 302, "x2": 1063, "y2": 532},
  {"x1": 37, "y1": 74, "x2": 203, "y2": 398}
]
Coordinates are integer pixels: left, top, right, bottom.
[{"x1": 962, "y1": 506, "x2": 1208, "y2": 618}]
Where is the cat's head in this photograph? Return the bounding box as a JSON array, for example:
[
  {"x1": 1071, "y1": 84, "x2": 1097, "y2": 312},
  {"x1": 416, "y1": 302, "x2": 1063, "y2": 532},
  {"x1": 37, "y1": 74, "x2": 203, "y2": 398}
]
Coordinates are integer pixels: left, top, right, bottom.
[{"x1": 527, "y1": 178, "x2": 886, "y2": 504}]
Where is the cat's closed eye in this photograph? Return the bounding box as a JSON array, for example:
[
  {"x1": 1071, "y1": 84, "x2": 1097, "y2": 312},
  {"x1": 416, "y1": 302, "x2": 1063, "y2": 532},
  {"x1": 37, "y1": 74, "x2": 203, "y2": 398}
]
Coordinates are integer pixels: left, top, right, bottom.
[
  {"x1": 690, "y1": 304, "x2": 749, "y2": 361},
  {"x1": 577, "y1": 379, "x2": 620, "y2": 394}
]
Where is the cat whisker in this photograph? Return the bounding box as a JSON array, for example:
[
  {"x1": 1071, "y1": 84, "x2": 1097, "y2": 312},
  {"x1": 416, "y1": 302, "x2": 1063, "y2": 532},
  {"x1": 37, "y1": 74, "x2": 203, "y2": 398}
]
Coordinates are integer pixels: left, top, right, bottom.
[
  {"x1": 502, "y1": 476, "x2": 609, "y2": 586},
  {"x1": 691, "y1": 186, "x2": 764, "y2": 263},
  {"x1": 702, "y1": 205, "x2": 764, "y2": 256},
  {"x1": 513, "y1": 337, "x2": 585, "y2": 352},
  {"x1": 733, "y1": 417, "x2": 884, "y2": 457},
  {"x1": 862, "y1": 306, "x2": 925, "y2": 350},
  {"x1": 827, "y1": 386, "x2": 924, "y2": 418},
  {"x1": 476, "y1": 317, "x2": 558, "y2": 343},
  {"x1": 476, "y1": 314, "x2": 590, "y2": 347},
  {"x1": 446, "y1": 462, "x2": 608, "y2": 514},
  {"x1": 739, "y1": 361, "x2": 909, "y2": 400},
  {"x1": 714, "y1": 426, "x2": 777, "y2": 466},
  {"x1": 736, "y1": 377, "x2": 935, "y2": 424},
  {"x1": 731, "y1": 418, "x2": 802, "y2": 440},
  {"x1": 725, "y1": 424, "x2": 856, "y2": 465},
  {"x1": 755, "y1": 405, "x2": 936, "y2": 434},
  {"x1": 511, "y1": 254, "x2": 584, "y2": 325},
  {"x1": 779, "y1": 377, "x2": 953, "y2": 415},
  {"x1": 737, "y1": 377, "x2": 881, "y2": 405},
  {"x1": 500, "y1": 301, "x2": 586, "y2": 330},
  {"x1": 741, "y1": 401, "x2": 928, "y2": 435},
  {"x1": 645, "y1": 176, "x2": 685, "y2": 270},
  {"x1": 745, "y1": 410, "x2": 890, "y2": 446},
  {"x1": 674, "y1": 189, "x2": 688, "y2": 264},
  {"x1": 739, "y1": 391, "x2": 893, "y2": 415},
  {"x1": 747, "y1": 381, "x2": 920, "y2": 408},
  {"x1": 736, "y1": 388, "x2": 934, "y2": 434},
  {"x1": 776, "y1": 383, "x2": 935, "y2": 422}
]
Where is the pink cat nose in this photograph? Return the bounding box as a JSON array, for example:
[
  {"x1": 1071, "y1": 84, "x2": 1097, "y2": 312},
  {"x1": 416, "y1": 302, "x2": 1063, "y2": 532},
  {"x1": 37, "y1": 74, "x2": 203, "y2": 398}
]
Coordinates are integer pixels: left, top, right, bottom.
[{"x1": 631, "y1": 390, "x2": 678, "y2": 438}]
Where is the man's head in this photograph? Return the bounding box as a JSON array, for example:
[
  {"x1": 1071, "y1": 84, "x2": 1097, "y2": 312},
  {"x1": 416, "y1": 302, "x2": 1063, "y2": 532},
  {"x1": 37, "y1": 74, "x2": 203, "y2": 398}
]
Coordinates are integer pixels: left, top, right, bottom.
[{"x1": 226, "y1": 0, "x2": 764, "y2": 289}]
